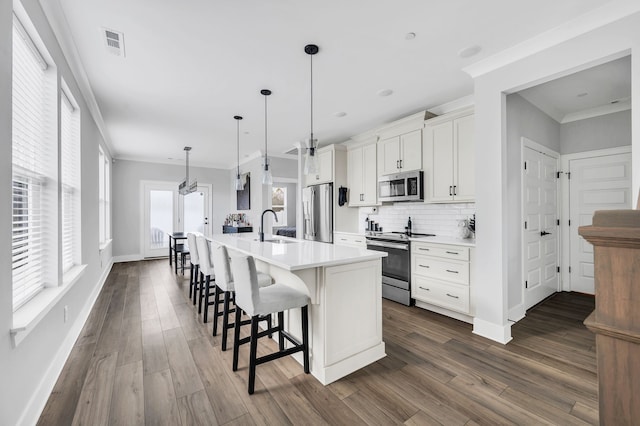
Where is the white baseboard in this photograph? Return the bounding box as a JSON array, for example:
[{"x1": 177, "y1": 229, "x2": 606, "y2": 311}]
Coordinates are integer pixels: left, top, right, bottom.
[
  {"x1": 472, "y1": 317, "x2": 513, "y2": 344},
  {"x1": 18, "y1": 258, "x2": 114, "y2": 426},
  {"x1": 414, "y1": 300, "x2": 474, "y2": 324},
  {"x1": 508, "y1": 304, "x2": 526, "y2": 323},
  {"x1": 113, "y1": 254, "x2": 144, "y2": 263}
]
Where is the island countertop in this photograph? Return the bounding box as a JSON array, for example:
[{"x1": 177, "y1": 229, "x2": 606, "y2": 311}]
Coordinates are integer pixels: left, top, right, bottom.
[{"x1": 208, "y1": 233, "x2": 386, "y2": 271}]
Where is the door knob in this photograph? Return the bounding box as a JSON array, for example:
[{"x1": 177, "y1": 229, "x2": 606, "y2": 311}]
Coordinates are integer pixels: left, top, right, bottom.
[{"x1": 540, "y1": 231, "x2": 551, "y2": 236}]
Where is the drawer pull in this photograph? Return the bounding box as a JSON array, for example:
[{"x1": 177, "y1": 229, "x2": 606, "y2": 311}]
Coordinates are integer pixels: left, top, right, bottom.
[
  {"x1": 446, "y1": 269, "x2": 459, "y2": 274},
  {"x1": 418, "y1": 286, "x2": 430, "y2": 291},
  {"x1": 446, "y1": 293, "x2": 459, "y2": 299},
  {"x1": 340, "y1": 238, "x2": 347, "y2": 241},
  {"x1": 419, "y1": 264, "x2": 430, "y2": 268},
  {"x1": 355, "y1": 240, "x2": 362, "y2": 243},
  {"x1": 446, "y1": 251, "x2": 459, "y2": 255},
  {"x1": 418, "y1": 247, "x2": 430, "y2": 251}
]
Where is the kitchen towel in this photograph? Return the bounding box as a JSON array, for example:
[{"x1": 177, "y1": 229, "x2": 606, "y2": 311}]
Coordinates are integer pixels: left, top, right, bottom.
[{"x1": 338, "y1": 186, "x2": 348, "y2": 206}]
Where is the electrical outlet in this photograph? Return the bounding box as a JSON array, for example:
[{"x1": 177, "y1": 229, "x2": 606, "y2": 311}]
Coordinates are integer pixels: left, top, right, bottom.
[{"x1": 64, "y1": 306, "x2": 68, "y2": 323}]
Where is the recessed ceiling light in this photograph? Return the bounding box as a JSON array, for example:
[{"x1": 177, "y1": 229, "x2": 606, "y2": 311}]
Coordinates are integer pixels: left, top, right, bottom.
[
  {"x1": 167, "y1": 157, "x2": 173, "y2": 160},
  {"x1": 377, "y1": 89, "x2": 393, "y2": 97},
  {"x1": 334, "y1": 111, "x2": 347, "y2": 117},
  {"x1": 458, "y1": 45, "x2": 482, "y2": 58},
  {"x1": 244, "y1": 131, "x2": 250, "y2": 134},
  {"x1": 405, "y1": 32, "x2": 416, "y2": 40},
  {"x1": 577, "y1": 92, "x2": 588, "y2": 97}
]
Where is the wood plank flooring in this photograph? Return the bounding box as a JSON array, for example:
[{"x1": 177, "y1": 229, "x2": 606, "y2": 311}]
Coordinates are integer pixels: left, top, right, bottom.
[{"x1": 38, "y1": 260, "x2": 598, "y2": 425}]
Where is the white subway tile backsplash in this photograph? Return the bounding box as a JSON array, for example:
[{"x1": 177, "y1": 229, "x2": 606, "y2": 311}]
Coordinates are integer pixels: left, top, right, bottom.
[{"x1": 359, "y1": 202, "x2": 475, "y2": 238}]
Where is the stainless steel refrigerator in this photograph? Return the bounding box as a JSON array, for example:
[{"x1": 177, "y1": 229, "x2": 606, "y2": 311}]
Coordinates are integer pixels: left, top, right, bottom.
[{"x1": 302, "y1": 183, "x2": 333, "y2": 243}]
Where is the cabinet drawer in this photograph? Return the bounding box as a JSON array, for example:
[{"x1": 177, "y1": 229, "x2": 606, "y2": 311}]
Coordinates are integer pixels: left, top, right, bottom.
[
  {"x1": 412, "y1": 254, "x2": 469, "y2": 285},
  {"x1": 412, "y1": 242, "x2": 469, "y2": 261},
  {"x1": 412, "y1": 276, "x2": 469, "y2": 313},
  {"x1": 334, "y1": 233, "x2": 366, "y2": 248}
]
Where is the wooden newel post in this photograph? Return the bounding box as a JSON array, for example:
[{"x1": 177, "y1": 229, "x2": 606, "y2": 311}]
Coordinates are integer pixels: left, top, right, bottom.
[{"x1": 579, "y1": 210, "x2": 640, "y2": 425}]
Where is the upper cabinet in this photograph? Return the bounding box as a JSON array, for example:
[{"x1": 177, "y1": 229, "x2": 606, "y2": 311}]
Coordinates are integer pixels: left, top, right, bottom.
[
  {"x1": 304, "y1": 147, "x2": 333, "y2": 186},
  {"x1": 423, "y1": 107, "x2": 475, "y2": 203},
  {"x1": 378, "y1": 129, "x2": 422, "y2": 175},
  {"x1": 347, "y1": 142, "x2": 377, "y2": 206}
]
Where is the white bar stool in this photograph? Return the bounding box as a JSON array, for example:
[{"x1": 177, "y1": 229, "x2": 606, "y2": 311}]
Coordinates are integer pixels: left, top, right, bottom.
[
  {"x1": 186, "y1": 232, "x2": 202, "y2": 303},
  {"x1": 211, "y1": 244, "x2": 273, "y2": 350},
  {"x1": 231, "y1": 254, "x2": 310, "y2": 394},
  {"x1": 195, "y1": 235, "x2": 217, "y2": 322}
]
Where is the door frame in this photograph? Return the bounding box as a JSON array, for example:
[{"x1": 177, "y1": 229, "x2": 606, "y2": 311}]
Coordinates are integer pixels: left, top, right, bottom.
[
  {"x1": 178, "y1": 183, "x2": 213, "y2": 237},
  {"x1": 560, "y1": 145, "x2": 632, "y2": 291},
  {"x1": 140, "y1": 180, "x2": 180, "y2": 259},
  {"x1": 520, "y1": 137, "x2": 561, "y2": 316}
]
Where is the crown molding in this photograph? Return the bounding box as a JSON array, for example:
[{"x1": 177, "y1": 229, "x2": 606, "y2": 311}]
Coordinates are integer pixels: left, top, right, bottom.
[
  {"x1": 561, "y1": 100, "x2": 631, "y2": 124},
  {"x1": 463, "y1": 0, "x2": 640, "y2": 79},
  {"x1": 39, "y1": 0, "x2": 115, "y2": 158}
]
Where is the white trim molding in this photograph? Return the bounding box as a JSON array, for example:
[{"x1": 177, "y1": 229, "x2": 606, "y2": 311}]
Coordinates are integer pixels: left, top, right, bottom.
[
  {"x1": 472, "y1": 317, "x2": 513, "y2": 344},
  {"x1": 113, "y1": 254, "x2": 145, "y2": 263}
]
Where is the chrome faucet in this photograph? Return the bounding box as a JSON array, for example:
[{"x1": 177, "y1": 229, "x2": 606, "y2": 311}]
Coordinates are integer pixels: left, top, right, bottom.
[{"x1": 259, "y1": 209, "x2": 278, "y2": 242}]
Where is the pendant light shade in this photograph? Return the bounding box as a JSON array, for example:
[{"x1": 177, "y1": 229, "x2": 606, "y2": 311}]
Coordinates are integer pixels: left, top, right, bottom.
[
  {"x1": 303, "y1": 44, "x2": 319, "y2": 175},
  {"x1": 261, "y1": 89, "x2": 273, "y2": 185},
  {"x1": 234, "y1": 115, "x2": 244, "y2": 191}
]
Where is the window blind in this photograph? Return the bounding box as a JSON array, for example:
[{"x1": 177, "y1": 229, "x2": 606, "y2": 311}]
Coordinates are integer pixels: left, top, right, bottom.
[
  {"x1": 98, "y1": 148, "x2": 106, "y2": 244},
  {"x1": 12, "y1": 19, "x2": 49, "y2": 310},
  {"x1": 61, "y1": 89, "x2": 80, "y2": 273}
]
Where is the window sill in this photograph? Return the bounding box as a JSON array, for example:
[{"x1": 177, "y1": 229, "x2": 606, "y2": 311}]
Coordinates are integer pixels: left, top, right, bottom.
[
  {"x1": 99, "y1": 239, "x2": 112, "y2": 251},
  {"x1": 11, "y1": 264, "x2": 87, "y2": 347}
]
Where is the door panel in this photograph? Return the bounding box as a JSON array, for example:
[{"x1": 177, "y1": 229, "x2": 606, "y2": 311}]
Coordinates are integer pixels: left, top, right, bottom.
[
  {"x1": 453, "y1": 114, "x2": 475, "y2": 200},
  {"x1": 523, "y1": 147, "x2": 559, "y2": 310},
  {"x1": 569, "y1": 152, "x2": 631, "y2": 294},
  {"x1": 431, "y1": 121, "x2": 454, "y2": 201}
]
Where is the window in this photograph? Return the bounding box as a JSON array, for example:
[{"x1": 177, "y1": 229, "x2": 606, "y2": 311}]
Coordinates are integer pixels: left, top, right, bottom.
[
  {"x1": 60, "y1": 85, "x2": 81, "y2": 272},
  {"x1": 98, "y1": 146, "x2": 111, "y2": 246},
  {"x1": 11, "y1": 13, "x2": 57, "y2": 310},
  {"x1": 272, "y1": 186, "x2": 287, "y2": 225}
]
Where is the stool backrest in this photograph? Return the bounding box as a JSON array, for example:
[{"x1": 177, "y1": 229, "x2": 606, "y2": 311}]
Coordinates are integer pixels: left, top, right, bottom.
[
  {"x1": 187, "y1": 232, "x2": 201, "y2": 265},
  {"x1": 230, "y1": 255, "x2": 260, "y2": 316},
  {"x1": 212, "y1": 244, "x2": 233, "y2": 292},
  {"x1": 195, "y1": 235, "x2": 213, "y2": 276}
]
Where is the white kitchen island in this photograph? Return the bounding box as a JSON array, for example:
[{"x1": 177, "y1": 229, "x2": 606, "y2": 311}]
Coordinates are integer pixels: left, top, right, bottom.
[{"x1": 208, "y1": 233, "x2": 387, "y2": 385}]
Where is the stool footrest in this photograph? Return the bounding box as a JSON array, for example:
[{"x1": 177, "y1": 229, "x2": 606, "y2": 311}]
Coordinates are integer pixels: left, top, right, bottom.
[{"x1": 255, "y1": 345, "x2": 304, "y2": 366}]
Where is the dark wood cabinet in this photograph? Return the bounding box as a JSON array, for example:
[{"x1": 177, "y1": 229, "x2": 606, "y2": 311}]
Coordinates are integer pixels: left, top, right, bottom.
[{"x1": 222, "y1": 225, "x2": 253, "y2": 234}]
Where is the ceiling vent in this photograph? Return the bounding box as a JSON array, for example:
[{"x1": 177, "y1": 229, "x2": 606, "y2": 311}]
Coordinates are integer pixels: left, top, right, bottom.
[{"x1": 102, "y1": 28, "x2": 125, "y2": 57}]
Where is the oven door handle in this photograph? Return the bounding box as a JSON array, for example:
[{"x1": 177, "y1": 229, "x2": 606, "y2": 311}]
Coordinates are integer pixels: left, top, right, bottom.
[{"x1": 366, "y1": 241, "x2": 409, "y2": 250}]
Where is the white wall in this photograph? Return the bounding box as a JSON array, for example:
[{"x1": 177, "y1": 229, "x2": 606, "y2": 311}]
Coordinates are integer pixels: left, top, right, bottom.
[
  {"x1": 561, "y1": 109, "x2": 632, "y2": 154},
  {"x1": 471, "y1": 8, "x2": 640, "y2": 344},
  {"x1": 229, "y1": 156, "x2": 298, "y2": 233},
  {"x1": 0, "y1": 1, "x2": 113, "y2": 424},
  {"x1": 112, "y1": 159, "x2": 230, "y2": 257},
  {"x1": 505, "y1": 94, "x2": 560, "y2": 313}
]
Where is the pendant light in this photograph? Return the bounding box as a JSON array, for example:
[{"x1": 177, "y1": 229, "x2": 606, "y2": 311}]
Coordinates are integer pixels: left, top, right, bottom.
[
  {"x1": 303, "y1": 44, "x2": 319, "y2": 175},
  {"x1": 261, "y1": 89, "x2": 273, "y2": 185},
  {"x1": 234, "y1": 115, "x2": 244, "y2": 191}
]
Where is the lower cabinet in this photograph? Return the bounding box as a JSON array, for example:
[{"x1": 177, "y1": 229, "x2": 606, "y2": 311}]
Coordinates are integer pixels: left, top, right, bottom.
[
  {"x1": 411, "y1": 241, "x2": 473, "y2": 316},
  {"x1": 334, "y1": 232, "x2": 366, "y2": 248}
]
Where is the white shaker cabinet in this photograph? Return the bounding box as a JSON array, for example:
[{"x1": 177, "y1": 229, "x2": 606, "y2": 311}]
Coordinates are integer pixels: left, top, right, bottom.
[
  {"x1": 347, "y1": 143, "x2": 377, "y2": 206},
  {"x1": 424, "y1": 108, "x2": 474, "y2": 202},
  {"x1": 305, "y1": 147, "x2": 333, "y2": 186},
  {"x1": 378, "y1": 129, "x2": 422, "y2": 176}
]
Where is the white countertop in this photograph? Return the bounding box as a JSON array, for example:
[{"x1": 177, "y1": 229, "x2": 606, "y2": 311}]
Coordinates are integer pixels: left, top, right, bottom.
[
  {"x1": 409, "y1": 235, "x2": 476, "y2": 247},
  {"x1": 208, "y1": 233, "x2": 386, "y2": 271}
]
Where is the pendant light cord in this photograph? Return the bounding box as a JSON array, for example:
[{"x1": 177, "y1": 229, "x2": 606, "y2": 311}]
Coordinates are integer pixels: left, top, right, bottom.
[
  {"x1": 310, "y1": 52, "x2": 314, "y2": 144},
  {"x1": 264, "y1": 94, "x2": 268, "y2": 163},
  {"x1": 236, "y1": 119, "x2": 240, "y2": 176}
]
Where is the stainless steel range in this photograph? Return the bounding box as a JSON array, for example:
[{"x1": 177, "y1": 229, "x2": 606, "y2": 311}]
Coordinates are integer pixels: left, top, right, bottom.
[{"x1": 365, "y1": 231, "x2": 435, "y2": 305}]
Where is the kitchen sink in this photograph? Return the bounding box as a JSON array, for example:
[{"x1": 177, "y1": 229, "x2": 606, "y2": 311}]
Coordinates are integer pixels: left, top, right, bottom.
[{"x1": 255, "y1": 239, "x2": 297, "y2": 244}]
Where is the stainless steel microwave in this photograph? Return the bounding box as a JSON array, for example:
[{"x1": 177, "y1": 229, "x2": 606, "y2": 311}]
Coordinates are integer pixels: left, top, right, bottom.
[{"x1": 378, "y1": 171, "x2": 424, "y2": 202}]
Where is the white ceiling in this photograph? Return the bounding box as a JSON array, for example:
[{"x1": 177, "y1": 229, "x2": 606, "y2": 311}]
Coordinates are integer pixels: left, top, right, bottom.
[
  {"x1": 518, "y1": 55, "x2": 631, "y2": 123},
  {"x1": 52, "y1": 0, "x2": 615, "y2": 168}
]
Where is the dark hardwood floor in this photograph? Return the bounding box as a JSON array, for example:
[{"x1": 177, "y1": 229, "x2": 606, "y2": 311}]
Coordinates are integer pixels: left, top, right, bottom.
[{"x1": 37, "y1": 260, "x2": 598, "y2": 425}]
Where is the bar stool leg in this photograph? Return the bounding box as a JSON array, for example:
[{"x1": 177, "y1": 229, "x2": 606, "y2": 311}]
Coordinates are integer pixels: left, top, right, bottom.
[
  {"x1": 232, "y1": 307, "x2": 242, "y2": 371},
  {"x1": 302, "y1": 305, "x2": 310, "y2": 374},
  {"x1": 221, "y1": 291, "x2": 231, "y2": 350},
  {"x1": 212, "y1": 285, "x2": 221, "y2": 331},
  {"x1": 200, "y1": 275, "x2": 208, "y2": 315},
  {"x1": 248, "y1": 317, "x2": 260, "y2": 395},
  {"x1": 278, "y1": 311, "x2": 285, "y2": 351}
]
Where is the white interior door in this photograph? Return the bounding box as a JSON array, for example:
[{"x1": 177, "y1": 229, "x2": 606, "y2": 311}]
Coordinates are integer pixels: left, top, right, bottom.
[
  {"x1": 180, "y1": 184, "x2": 211, "y2": 237},
  {"x1": 143, "y1": 181, "x2": 178, "y2": 258},
  {"x1": 569, "y1": 152, "x2": 632, "y2": 294},
  {"x1": 523, "y1": 146, "x2": 559, "y2": 310}
]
